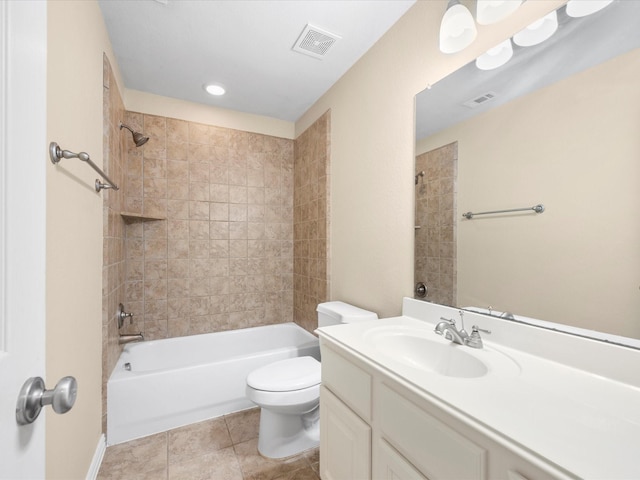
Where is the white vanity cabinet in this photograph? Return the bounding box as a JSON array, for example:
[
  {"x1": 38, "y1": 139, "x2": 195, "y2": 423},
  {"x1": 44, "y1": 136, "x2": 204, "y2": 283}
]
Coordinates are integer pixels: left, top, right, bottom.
[{"x1": 319, "y1": 339, "x2": 575, "y2": 480}]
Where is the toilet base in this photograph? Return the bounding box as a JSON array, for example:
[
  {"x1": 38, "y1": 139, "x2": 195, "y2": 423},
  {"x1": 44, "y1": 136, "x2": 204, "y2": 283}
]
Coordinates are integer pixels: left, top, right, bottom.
[{"x1": 257, "y1": 405, "x2": 320, "y2": 458}]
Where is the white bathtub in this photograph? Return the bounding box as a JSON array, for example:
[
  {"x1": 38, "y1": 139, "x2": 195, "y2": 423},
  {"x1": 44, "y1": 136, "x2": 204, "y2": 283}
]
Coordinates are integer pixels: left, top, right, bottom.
[{"x1": 107, "y1": 322, "x2": 320, "y2": 445}]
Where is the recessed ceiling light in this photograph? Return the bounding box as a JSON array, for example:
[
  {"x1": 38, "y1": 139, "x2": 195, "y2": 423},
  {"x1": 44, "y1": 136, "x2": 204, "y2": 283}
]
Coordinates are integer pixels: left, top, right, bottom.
[{"x1": 204, "y1": 84, "x2": 226, "y2": 96}]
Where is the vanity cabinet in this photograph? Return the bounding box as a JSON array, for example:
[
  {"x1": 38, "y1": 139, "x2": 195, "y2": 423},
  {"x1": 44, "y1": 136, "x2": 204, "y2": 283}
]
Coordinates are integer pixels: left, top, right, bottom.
[{"x1": 320, "y1": 339, "x2": 575, "y2": 480}]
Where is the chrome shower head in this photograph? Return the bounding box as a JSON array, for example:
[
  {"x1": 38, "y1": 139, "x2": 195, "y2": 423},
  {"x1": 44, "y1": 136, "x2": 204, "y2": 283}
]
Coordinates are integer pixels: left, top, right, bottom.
[{"x1": 119, "y1": 123, "x2": 149, "y2": 147}]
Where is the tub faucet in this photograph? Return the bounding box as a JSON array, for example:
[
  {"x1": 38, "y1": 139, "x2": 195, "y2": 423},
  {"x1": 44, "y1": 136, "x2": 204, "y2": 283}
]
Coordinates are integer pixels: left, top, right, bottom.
[{"x1": 119, "y1": 333, "x2": 144, "y2": 345}]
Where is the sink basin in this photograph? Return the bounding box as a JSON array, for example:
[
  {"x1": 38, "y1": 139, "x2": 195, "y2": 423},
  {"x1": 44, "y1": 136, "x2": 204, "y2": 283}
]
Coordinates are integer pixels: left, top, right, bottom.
[{"x1": 371, "y1": 333, "x2": 488, "y2": 378}]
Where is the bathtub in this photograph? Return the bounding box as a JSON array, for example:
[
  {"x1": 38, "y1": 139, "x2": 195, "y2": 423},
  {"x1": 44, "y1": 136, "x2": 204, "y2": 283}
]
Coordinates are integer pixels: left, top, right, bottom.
[{"x1": 107, "y1": 322, "x2": 320, "y2": 445}]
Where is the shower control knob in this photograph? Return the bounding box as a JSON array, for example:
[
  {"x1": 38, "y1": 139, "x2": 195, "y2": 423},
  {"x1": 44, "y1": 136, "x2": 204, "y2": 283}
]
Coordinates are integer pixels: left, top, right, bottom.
[
  {"x1": 118, "y1": 303, "x2": 134, "y2": 327},
  {"x1": 415, "y1": 282, "x2": 428, "y2": 298},
  {"x1": 16, "y1": 376, "x2": 78, "y2": 425}
]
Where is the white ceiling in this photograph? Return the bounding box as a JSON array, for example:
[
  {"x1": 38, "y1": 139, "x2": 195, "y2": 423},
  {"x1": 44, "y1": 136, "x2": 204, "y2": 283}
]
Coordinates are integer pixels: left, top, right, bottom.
[{"x1": 98, "y1": 0, "x2": 416, "y2": 122}]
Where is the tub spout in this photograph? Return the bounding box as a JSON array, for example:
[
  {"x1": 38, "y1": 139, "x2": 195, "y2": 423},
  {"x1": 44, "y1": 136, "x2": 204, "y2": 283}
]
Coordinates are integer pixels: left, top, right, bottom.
[{"x1": 119, "y1": 333, "x2": 144, "y2": 345}]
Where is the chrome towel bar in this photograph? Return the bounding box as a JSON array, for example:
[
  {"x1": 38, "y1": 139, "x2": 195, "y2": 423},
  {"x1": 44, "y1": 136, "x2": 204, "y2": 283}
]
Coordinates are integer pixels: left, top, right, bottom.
[
  {"x1": 462, "y1": 204, "x2": 544, "y2": 220},
  {"x1": 49, "y1": 142, "x2": 119, "y2": 192}
]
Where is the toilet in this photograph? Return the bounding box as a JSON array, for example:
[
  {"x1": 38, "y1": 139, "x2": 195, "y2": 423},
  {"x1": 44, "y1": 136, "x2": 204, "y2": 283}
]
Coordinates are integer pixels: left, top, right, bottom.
[{"x1": 245, "y1": 301, "x2": 378, "y2": 458}]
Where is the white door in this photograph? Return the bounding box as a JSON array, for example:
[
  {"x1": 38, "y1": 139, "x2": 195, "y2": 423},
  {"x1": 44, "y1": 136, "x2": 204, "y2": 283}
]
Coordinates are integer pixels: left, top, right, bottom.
[{"x1": 0, "y1": 1, "x2": 48, "y2": 478}]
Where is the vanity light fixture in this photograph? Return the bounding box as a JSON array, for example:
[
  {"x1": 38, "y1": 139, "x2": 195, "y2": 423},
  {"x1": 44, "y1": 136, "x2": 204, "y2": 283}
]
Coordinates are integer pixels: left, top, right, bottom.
[
  {"x1": 513, "y1": 10, "x2": 558, "y2": 47},
  {"x1": 475, "y1": 38, "x2": 513, "y2": 70},
  {"x1": 439, "y1": 0, "x2": 478, "y2": 54},
  {"x1": 566, "y1": 0, "x2": 613, "y2": 18},
  {"x1": 204, "y1": 84, "x2": 226, "y2": 96},
  {"x1": 476, "y1": 0, "x2": 523, "y2": 25}
]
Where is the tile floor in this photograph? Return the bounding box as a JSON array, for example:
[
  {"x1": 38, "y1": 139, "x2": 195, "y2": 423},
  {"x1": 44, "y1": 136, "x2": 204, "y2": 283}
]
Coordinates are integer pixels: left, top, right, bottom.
[{"x1": 97, "y1": 408, "x2": 320, "y2": 480}]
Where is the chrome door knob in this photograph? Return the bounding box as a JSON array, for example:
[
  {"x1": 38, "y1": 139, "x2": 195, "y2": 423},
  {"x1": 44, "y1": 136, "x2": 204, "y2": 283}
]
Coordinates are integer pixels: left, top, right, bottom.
[{"x1": 16, "y1": 376, "x2": 78, "y2": 425}]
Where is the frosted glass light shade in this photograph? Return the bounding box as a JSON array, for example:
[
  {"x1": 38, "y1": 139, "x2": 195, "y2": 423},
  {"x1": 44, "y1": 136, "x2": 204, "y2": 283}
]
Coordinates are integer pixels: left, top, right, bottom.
[
  {"x1": 513, "y1": 10, "x2": 558, "y2": 47},
  {"x1": 476, "y1": 39, "x2": 513, "y2": 70},
  {"x1": 476, "y1": 0, "x2": 523, "y2": 25},
  {"x1": 439, "y1": 1, "x2": 478, "y2": 54},
  {"x1": 566, "y1": 0, "x2": 613, "y2": 17}
]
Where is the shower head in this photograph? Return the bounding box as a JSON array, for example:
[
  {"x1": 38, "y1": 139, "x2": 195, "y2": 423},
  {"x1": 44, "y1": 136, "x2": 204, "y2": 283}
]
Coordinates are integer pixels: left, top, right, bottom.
[{"x1": 119, "y1": 123, "x2": 149, "y2": 147}]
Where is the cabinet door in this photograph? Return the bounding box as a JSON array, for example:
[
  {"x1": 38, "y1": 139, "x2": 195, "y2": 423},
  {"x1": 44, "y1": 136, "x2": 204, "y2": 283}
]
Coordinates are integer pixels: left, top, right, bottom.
[
  {"x1": 320, "y1": 386, "x2": 372, "y2": 480},
  {"x1": 375, "y1": 439, "x2": 429, "y2": 480}
]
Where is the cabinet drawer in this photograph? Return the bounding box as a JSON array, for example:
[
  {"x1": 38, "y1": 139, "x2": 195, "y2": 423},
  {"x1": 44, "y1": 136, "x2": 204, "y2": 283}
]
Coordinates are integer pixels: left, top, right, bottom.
[
  {"x1": 379, "y1": 384, "x2": 486, "y2": 480},
  {"x1": 321, "y1": 343, "x2": 372, "y2": 421}
]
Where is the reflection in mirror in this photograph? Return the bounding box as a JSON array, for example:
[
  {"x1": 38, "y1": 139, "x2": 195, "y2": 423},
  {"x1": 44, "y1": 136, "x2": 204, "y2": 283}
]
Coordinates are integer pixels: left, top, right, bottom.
[{"x1": 414, "y1": 0, "x2": 640, "y2": 342}]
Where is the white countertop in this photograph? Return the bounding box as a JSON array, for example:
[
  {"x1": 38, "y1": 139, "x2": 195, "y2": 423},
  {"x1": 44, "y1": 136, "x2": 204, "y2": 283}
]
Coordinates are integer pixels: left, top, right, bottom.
[{"x1": 317, "y1": 302, "x2": 640, "y2": 479}]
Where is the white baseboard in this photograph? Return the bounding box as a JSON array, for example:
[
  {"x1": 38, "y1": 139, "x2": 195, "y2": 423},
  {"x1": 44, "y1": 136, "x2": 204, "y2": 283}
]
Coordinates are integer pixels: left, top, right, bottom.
[{"x1": 86, "y1": 433, "x2": 106, "y2": 480}]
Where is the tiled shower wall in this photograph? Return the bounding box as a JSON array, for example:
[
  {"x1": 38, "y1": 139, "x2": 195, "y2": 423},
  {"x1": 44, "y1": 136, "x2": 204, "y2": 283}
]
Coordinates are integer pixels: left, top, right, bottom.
[
  {"x1": 121, "y1": 113, "x2": 295, "y2": 340},
  {"x1": 293, "y1": 111, "x2": 330, "y2": 332},
  {"x1": 102, "y1": 55, "x2": 127, "y2": 430},
  {"x1": 414, "y1": 141, "x2": 457, "y2": 306}
]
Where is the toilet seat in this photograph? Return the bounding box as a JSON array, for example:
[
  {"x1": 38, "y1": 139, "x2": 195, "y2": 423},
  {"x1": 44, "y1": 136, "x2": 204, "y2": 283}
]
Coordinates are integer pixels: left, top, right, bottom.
[{"x1": 246, "y1": 356, "x2": 320, "y2": 392}]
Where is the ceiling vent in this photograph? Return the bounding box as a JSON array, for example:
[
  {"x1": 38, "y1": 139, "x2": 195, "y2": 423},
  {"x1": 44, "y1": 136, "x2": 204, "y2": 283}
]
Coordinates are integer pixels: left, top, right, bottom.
[
  {"x1": 463, "y1": 91, "x2": 499, "y2": 108},
  {"x1": 293, "y1": 24, "x2": 341, "y2": 59}
]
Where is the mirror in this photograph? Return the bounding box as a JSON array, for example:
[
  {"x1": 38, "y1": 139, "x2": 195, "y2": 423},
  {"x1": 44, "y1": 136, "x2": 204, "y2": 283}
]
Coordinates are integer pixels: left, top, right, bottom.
[{"x1": 414, "y1": 0, "x2": 640, "y2": 341}]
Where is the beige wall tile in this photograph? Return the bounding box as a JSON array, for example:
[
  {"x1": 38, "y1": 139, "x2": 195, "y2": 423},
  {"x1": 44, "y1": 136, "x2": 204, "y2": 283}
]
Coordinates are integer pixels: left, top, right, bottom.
[
  {"x1": 119, "y1": 113, "x2": 294, "y2": 344},
  {"x1": 414, "y1": 142, "x2": 457, "y2": 306},
  {"x1": 293, "y1": 112, "x2": 330, "y2": 332}
]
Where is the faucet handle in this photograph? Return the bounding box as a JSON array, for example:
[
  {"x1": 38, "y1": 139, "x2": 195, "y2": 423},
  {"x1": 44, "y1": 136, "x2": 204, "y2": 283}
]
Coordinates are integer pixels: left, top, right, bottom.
[
  {"x1": 439, "y1": 316, "x2": 455, "y2": 325},
  {"x1": 466, "y1": 325, "x2": 491, "y2": 349},
  {"x1": 472, "y1": 325, "x2": 491, "y2": 334},
  {"x1": 117, "y1": 303, "x2": 134, "y2": 328}
]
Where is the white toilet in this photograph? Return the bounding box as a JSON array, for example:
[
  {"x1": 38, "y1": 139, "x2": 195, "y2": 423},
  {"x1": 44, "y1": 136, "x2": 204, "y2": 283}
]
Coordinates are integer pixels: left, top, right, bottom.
[{"x1": 245, "y1": 301, "x2": 378, "y2": 458}]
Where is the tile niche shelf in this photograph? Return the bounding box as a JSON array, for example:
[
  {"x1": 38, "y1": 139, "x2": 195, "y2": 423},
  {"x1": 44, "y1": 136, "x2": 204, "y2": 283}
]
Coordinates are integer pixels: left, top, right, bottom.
[{"x1": 120, "y1": 212, "x2": 165, "y2": 224}]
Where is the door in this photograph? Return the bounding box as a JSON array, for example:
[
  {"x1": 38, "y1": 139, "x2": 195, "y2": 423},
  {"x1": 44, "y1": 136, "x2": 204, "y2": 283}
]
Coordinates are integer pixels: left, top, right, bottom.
[{"x1": 0, "y1": 1, "x2": 47, "y2": 477}]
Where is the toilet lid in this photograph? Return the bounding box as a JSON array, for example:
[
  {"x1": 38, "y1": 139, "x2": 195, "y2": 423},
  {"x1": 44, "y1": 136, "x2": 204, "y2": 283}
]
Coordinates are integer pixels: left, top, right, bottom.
[{"x1": 246, "y1": 356, "x2": 321, "y2": 392}]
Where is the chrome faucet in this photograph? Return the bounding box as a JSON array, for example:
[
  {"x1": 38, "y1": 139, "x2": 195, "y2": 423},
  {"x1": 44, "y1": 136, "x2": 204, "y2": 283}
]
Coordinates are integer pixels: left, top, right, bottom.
[
  {"x1": 435, "y1": 318, "x2": 466, "y2": 344},
  {"x1": 435, "y1": 310, "x2": 469, "y2": 345},
  {"x1": 118, "y1": 333, "x2": 144, "y2": 345},
  {"x1": 435, "y1": 310, "x2": 490, "y2": 349}
]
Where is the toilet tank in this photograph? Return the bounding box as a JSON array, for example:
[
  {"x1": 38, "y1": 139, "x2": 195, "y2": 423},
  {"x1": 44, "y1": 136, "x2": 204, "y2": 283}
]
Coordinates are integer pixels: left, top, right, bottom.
[{"x1": 316, "y1": 301, "x2": 378, "y2": 328}]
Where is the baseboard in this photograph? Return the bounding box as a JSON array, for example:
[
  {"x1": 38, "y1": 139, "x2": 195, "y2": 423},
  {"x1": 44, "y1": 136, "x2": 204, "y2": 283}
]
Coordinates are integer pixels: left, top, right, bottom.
[{"x1": 86, "y1": 433, "x2": 106, "y2": 480}]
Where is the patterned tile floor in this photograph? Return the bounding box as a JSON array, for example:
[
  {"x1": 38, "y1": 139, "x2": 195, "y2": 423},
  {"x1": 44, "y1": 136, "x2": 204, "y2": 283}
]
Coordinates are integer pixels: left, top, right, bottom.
[{"x1": 97, "y1": 408, "x2": 320, "y2": 480}]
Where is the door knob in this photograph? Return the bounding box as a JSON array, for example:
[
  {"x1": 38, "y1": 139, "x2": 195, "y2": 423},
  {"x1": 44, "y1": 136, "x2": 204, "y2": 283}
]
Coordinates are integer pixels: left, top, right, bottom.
[{"x1": 16, "y1": 376, "x2": 77, "y2": 425}]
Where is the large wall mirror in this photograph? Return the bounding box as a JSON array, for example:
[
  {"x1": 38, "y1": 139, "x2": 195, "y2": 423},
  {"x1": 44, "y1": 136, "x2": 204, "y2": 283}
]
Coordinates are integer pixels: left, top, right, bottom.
[{"x1": 415, "y1": 0, "x2": 640, "y2": 341}]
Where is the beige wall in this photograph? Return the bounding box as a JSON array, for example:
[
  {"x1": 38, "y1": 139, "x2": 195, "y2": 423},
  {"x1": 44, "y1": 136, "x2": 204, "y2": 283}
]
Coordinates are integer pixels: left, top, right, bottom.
[
  {"x1": 294, "y1": 0, "x2": 565, "y2": 318},
  {"x1": 417, "y1": 48, "x2": 640, "y2": 338},
  {"x1": 125, "y1": 89, "x2": 294, "y2": 140},
  {"x1": 46, "y1": 1, "x2": 122, "y2": 477}
]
